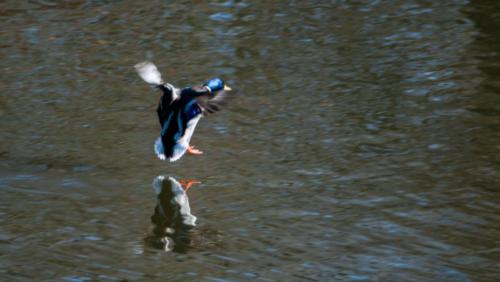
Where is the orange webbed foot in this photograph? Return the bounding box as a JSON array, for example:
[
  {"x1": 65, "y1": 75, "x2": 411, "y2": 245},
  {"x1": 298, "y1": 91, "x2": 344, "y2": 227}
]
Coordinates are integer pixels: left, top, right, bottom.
[
  {"x1": 187, "y1": 145, "x2": 203, "y2": 155},
  {"x1": 179, "y1": 179, "x2": 201, "y2": 192}
]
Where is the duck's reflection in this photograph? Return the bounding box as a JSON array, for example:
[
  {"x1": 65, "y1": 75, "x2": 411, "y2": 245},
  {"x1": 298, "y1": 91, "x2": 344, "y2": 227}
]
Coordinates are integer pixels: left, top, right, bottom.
[{"x1": 144, "y1": 176, "x2": 199, "y2": 253}]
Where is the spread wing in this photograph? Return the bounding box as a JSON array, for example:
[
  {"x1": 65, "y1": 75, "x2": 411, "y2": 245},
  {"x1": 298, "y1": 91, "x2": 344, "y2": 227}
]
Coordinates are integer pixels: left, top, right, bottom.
[
  {"x1": 135, "y1": 61, "x2": 180, "y2": 105},
  {"x1": 135, "y1": 61, "x2": 164, "y2": 85},
  {"x1": 196, "y1": 90, "x2": 233, "y2": 115}
]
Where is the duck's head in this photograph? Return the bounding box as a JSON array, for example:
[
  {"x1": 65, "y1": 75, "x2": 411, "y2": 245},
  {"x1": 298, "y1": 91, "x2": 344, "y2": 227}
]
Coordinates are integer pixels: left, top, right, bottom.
[{"x1": 204, "y1": 78, "x2": 232, "y2": 92}]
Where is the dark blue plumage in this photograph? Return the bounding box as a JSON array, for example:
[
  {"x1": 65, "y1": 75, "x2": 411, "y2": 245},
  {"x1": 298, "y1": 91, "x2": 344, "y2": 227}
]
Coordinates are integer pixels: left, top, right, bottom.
[{"x1": 135, "y1": 61, "x2": 232, "y2": 162}]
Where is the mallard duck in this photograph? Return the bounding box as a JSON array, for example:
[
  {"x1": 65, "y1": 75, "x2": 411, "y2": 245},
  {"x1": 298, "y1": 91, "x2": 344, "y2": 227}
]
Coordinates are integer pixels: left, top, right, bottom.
[{"x1": 135, "y1": 61, "x2": 232, "y2": 162}]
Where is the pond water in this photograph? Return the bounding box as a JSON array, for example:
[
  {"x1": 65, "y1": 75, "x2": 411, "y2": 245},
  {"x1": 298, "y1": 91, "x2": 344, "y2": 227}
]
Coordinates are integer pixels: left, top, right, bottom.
[{"x1": 1, "y1": 0, "x2": 499, "y2": 281}]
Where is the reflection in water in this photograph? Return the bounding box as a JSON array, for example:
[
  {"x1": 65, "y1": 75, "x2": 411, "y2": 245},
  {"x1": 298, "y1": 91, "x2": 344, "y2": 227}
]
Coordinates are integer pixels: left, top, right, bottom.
[
  {"x1": 1, "y1": 1, "x2": 500, "y2": 280},
  {"x1": 144, "y1": 176, "x2": 197, "y2": 253}
]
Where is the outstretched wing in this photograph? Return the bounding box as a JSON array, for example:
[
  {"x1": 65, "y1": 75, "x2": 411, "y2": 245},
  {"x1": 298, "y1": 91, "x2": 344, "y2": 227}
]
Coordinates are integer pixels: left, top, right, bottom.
[
  {"x1": 135, "y1": 61, "x2": 164, "y2": 85},
  {"x1": 135, "y1": 61, "x2": 179, "y2": 104},
  {"x1": 134, "y1": 61, "x2": 180, "y2": 126},
  {"x1": 196, "y1": 90, "x2": 233, "y2": 115},
  {"x1": 157, "y1": 83, "x2": 182, "y2": 126}
]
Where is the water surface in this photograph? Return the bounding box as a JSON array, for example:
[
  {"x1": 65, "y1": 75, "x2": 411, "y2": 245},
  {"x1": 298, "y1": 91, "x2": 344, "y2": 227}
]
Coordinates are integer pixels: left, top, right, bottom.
[{"x1": 1, "y1": 0, "x2": 499, "y2": 281}]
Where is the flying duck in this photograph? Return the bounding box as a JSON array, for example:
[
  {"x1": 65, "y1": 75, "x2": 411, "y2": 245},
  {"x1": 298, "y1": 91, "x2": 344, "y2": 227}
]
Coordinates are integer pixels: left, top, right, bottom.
[{"x1": 135, "y1": 61, "x2": 232, "y2": 162}]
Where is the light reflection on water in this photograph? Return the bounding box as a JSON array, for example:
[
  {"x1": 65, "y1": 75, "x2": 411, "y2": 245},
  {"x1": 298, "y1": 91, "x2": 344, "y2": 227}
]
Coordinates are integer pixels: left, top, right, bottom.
[{"x1": 1, "y1": 0, "x2": 499, "y2": 281}]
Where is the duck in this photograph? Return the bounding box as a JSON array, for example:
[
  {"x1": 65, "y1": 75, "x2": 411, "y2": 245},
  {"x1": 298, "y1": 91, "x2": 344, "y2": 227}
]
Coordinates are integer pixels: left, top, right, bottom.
[{"x1": 134, "y1": 61, "x2": 232, "y2": 162}]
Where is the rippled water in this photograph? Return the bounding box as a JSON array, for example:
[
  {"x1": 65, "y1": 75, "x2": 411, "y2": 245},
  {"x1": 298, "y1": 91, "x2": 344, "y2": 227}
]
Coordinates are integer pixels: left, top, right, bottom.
[{"x1": 1, "y1": 0, "x2": 499, "y2": 281}]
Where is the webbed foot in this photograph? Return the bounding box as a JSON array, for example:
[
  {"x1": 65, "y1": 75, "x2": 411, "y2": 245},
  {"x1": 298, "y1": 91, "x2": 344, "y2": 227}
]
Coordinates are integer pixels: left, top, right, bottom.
[
  {"x1": 187, "y1": 145, "x2": 203, "y2": 155},
  {"x1": 179, "y1": 179, "x2": 201, "y2": 192}
]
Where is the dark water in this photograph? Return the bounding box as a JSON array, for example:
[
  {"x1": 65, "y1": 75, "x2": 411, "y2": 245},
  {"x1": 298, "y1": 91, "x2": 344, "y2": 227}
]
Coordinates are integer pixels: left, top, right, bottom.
[{"x1": 1, "y1": 0, "x2": 499, "y2": 281}]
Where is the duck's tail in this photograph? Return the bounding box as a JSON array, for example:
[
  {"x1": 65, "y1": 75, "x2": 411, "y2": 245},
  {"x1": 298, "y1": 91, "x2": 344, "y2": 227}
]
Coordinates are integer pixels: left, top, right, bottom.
[
  {"x1": 154, "y1": 137, "x2": 167, "y2": 160},
  {"x1": 154, "y1": 137, "x2": 186, "y2": 162},
  {"x1": 135, "y1": 61, "x2": 164, "y2": 86},
  {"x1": 169, "y1": 143, "x2": 188, "y2": 162}
]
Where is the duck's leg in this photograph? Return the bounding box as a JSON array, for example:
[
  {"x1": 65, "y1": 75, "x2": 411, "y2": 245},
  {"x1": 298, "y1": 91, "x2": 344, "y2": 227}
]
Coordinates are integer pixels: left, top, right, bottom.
[
  {"x1": 187, "y1": 145, "x2": 203, "y2": 155},
  {"x1": 179, "y1": 179, "x2": 201, "y2": 192}
]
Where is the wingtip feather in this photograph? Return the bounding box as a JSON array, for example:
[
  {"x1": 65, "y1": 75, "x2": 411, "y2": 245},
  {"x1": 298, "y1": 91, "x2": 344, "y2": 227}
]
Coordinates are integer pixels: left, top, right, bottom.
[{"x1": 135, "y1": 61, "x2": 164, "y2": 85}]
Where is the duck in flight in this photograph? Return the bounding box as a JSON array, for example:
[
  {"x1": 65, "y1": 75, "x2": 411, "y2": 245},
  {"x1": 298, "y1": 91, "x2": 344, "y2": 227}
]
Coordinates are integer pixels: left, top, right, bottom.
[{"x1": 135, "y1": 61, "x2": 232, "y2": 162}]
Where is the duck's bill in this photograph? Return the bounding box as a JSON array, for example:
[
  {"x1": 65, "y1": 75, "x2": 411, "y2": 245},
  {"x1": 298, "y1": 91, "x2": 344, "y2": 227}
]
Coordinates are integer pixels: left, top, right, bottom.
[{"x1": 224, "y1": 85, "x2": 232, "y2": 91}]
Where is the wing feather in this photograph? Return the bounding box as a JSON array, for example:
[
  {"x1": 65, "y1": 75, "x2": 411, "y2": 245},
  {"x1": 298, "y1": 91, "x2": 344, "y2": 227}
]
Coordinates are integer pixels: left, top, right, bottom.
[
  {"x1": 134, "y1": 61, "x2": 164, "y2": 85},
  {"x1": 196, "y1": 90, "x2": 234, "y2": 115}
]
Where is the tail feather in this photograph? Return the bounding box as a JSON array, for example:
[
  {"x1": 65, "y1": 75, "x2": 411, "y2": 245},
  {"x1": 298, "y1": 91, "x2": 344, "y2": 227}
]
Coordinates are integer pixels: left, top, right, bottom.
[
  {"x1": 154, "y1": 137, "x2": 166, "y2": 160},
  {"x1": 152, "y1": 175, "x2": 166, "y2": 195},
  {"x1": 169, "y1": 142, "x2": 188, "y2": 162},
  {"x1": 135, "y1": 61, "x2": 164, "y2": 85}
]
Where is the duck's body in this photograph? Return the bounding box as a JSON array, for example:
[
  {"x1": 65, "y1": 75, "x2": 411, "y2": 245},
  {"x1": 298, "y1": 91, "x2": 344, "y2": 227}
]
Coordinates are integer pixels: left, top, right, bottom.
[
  {"x1": 135, "y1": 61, "x2": 232, "y2": 162},
  {"x1": 154, "y1": 84, "x2": 207, "y2": 161}
]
